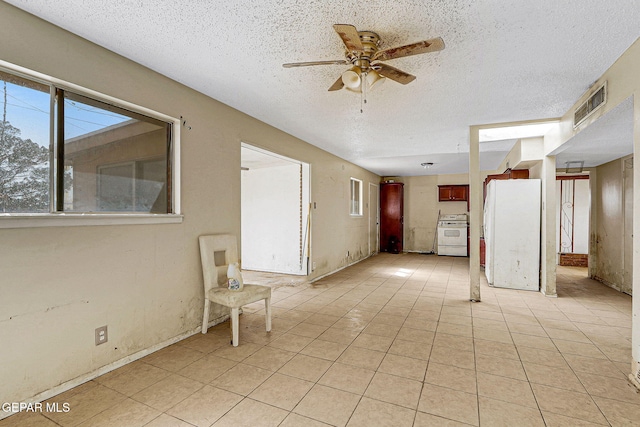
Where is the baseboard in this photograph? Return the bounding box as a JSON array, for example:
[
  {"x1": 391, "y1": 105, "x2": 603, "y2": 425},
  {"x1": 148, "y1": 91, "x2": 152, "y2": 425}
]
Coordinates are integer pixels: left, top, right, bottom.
[
  {"x1": 592, "y1": 275, "x2": 630, "y2": 295},
  {"x1": 310, "y1": 253, "x2": 374, "y2": 283}
]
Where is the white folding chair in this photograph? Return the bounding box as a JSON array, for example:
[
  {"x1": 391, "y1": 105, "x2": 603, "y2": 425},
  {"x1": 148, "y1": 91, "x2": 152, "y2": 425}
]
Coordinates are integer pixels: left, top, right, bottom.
[{"x1": 199, "y1": 234, "x2": 271, "y2": 346}]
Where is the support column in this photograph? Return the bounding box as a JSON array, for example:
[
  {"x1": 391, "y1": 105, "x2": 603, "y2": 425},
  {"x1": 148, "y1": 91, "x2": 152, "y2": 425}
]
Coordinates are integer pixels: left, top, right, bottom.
[
  {"x1": 629, "y1": 92, "x2": 640, "y2": 388},
  {"x1": 469, "y1": 126, "x2": 481, "y2": 301},
  {"x1": 540, "y1": 155, "x2": 557, "y2": 297}
]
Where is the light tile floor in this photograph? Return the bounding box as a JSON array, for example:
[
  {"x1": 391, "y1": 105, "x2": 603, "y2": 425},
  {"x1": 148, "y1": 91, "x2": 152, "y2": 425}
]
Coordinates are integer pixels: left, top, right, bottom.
[{"x1": 4, "y1": 253, "x2": 640, "y2": 426}]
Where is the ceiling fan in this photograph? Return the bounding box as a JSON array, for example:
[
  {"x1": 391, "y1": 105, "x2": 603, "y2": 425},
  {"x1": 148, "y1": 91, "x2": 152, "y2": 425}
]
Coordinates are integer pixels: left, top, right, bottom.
[{"x1": 283, "y1": 24, "x2": 444, "y2": 93}]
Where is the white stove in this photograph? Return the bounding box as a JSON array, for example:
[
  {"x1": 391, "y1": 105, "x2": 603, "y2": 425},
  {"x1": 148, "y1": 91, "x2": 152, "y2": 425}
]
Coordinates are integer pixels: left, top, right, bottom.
[{"x1": 437, "y1": 213, "x2": 468, "y2": 256}]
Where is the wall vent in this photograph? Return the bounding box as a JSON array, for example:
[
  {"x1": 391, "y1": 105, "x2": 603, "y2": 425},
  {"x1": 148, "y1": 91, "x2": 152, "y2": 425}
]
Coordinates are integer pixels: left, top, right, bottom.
[
  {"x1": 564, "y1": 161, "x2": 584, "y2": 174},
  {"x1": 574, "y1": 82, "x2": 606, "y2": 128}
]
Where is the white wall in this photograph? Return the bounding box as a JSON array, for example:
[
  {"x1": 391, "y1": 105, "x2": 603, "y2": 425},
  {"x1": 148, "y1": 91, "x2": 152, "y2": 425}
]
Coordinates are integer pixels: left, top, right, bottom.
[
  {"x1": 590, "y1": 157, "x2": 631, "y2": 293},
  {"x1": 402, "y1": 173, "x2": 470, "y2": 253}
]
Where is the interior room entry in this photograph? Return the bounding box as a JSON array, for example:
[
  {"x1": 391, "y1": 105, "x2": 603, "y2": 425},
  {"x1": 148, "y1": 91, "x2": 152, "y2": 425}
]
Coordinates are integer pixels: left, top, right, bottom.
[
  {"x1": 241, "y1": 144, "x2": 311, "y2": 275},
  {"x1": 556, "y1": 175, "x2": 590, "y2": 266}
]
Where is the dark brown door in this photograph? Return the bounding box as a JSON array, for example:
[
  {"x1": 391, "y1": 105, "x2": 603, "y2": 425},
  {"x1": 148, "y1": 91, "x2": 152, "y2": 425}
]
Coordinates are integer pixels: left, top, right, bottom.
[{"x1": 380, "y1": 183, "x2": 404, "y2": 253}]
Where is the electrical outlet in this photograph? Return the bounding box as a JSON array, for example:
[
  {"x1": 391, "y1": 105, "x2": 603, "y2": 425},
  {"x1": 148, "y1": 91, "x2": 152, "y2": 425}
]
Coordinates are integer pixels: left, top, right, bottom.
[
  {"x1": 312, "y1": 261, "x2": 316, "y2": 270},
  {"x1": 95, "y1": 326, "x2": 108, "y2": 346}
]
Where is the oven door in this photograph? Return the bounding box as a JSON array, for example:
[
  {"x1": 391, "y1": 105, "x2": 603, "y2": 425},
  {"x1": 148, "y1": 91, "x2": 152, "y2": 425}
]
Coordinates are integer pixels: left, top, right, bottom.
[{"x1": 437, "y1": 226, "x2": 467, "y2": 246}]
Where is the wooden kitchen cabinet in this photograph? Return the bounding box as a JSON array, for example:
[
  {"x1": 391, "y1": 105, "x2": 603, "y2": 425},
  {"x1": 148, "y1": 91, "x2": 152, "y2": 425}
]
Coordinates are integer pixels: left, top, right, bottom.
[
  {"x1": 484, "y1": 169, "x2": 529, "y2": 187},
  {"x1": 483, "y1": 168, "x2": 529, "y2": 201},
  {"x1": 507, "y1": 168, "x2": 530, "y2": 179},
  {"x1": 438, "y1": 184, "x2": 469, "y2": 202},
  {"x1": 380, "y1": 182, "x2": 404, "y2": 253}
]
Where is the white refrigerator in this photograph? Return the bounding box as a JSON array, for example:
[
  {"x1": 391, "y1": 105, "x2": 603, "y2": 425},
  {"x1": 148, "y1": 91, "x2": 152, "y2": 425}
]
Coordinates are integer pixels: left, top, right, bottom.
[{"x1": 484, "y1": 179, "x2": 541, "y2": 291}]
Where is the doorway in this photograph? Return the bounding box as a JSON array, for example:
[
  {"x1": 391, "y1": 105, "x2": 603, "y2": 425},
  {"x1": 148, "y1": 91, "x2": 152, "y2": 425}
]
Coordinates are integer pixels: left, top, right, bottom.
[
  {"x1": 241, "y1": 144, "x2": 311, "y2": 275},
  {"x1": 556, "y1": 175, "x2": 590, "y2": 267}
]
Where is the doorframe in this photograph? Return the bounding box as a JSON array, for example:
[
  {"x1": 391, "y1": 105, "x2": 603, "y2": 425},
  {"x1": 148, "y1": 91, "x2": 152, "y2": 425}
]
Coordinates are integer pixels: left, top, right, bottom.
[{"x1": 241, "y1": 143, "x2": 311, "y2": 275}]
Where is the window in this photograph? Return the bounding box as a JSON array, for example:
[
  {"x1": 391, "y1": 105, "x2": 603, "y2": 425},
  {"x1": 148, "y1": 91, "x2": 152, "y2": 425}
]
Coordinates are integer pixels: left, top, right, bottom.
[
  {"x1": 0, "y1": 71, "x2": 50, "y2": 213},
  {"x1": 63, "y1": 92, "x2": 171, "y2": 213},
  {"x1": 0, "y1": 67, "x2": 175, "y2": 218},
  {"x1": 97, "y1": 158, "x2": 166, "y2": 212},
  {"x1": 350, "y1": 178, "x2": 363, "y2": 216}
]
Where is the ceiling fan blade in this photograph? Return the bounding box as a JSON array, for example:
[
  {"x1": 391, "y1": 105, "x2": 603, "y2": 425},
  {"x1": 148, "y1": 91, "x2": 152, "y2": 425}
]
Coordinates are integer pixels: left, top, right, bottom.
[
  {"x1": 283, "y1": 60, "x2": 348, "y2": 68},
  {"x1": 333, "y1": 24, "x2": 364, "y2": 52},
  {"x1": 375, "y1": 63, "x2": 416, "y2": 85},
  {"x1": 328, "y1": 76, "x2": 345, "y2": 91},
  {"x1": 373, "y1": 37, "x2": 445, "y2": 62}
]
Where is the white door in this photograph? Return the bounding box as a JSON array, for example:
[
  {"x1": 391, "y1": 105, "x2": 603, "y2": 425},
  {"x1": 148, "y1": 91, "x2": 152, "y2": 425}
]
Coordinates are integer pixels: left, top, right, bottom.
[
  {"x1": 483, "y1": 181, "x2": 495, "y2": 284},
  {"x1": 490, "y1": 180, "x2": 541, "y2": 291},
  {"x1": 369, "y1": 183, "x2": 379, "y2": 256},
  {"x1": 623, "y1": 157, "x2": 633, "y2": 293}
]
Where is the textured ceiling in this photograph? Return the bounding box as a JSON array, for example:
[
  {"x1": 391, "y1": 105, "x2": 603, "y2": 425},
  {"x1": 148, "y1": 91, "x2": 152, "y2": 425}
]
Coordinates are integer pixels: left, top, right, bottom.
[
  {"x1": 6, "y1": 0, "x2": 639, "y2": 176},
  {"x1": 551, "y1": 97, "x2": 634, "y2": 169}
]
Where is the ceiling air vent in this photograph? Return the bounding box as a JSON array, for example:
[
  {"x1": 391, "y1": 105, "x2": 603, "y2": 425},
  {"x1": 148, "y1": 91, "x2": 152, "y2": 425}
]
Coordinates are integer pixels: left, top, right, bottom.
[{"x1": 574, "y1": 82, "x2": 606, "y2": 128}]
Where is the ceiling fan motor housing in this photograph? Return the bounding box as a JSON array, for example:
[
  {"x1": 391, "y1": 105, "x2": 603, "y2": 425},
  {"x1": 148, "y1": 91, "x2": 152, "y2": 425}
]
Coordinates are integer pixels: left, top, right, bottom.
[{"x1": 348, "y1": 31, "x2": 380, "y2": 71}]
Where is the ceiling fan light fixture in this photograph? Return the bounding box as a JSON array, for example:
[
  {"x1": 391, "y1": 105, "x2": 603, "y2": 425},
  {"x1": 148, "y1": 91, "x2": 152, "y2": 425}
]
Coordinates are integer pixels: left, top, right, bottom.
[
  {"x1": 366, "y1": 69, "x2": 385, "y2": 91},
  {"x1": 341, "y1": 66, "x2": 361, "y2": 89}
]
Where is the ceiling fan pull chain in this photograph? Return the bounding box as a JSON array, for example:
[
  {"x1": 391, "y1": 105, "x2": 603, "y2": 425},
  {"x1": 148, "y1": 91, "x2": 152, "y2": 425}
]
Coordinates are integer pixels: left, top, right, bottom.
[{"x1": 360, "y1": 71, "x2": 367, "y2": 114}]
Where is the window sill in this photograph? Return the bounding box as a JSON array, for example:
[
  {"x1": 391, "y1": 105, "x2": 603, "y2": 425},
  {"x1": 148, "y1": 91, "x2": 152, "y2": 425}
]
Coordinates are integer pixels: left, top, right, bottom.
[{"x1": 0, "y1": 213, "x2": 184, "y2": 229}]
